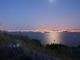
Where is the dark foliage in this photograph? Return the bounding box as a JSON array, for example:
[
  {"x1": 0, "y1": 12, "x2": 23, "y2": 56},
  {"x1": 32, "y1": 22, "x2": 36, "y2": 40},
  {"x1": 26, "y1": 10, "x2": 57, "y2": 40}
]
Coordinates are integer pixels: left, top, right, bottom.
[
  {"x1": 31, "y1": 39, "x2": 42, "y2": 47},
  {"x1": 0, "y1": 47, "x2": 32, "y2": 60}
]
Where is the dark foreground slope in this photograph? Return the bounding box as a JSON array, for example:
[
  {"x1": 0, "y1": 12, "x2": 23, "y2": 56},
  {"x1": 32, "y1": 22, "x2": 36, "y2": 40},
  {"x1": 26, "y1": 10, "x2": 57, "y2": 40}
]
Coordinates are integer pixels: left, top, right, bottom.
[{"x1": 0, "y1": 31, "x2": 80, "y2": 60}]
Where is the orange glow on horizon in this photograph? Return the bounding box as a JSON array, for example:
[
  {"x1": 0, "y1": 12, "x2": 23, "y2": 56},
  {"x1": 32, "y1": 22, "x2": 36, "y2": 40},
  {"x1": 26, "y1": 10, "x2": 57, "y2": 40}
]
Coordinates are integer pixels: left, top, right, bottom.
[{"x1": 3, "y1": 28, "x2": 80, "y2": 32}]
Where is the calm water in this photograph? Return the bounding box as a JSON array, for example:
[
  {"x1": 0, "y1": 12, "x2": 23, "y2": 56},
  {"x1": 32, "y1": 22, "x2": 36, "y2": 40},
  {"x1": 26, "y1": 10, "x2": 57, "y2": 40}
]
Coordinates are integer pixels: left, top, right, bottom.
[{"x1": 9, "y1": 32, "x2": 80, "y2": 46}]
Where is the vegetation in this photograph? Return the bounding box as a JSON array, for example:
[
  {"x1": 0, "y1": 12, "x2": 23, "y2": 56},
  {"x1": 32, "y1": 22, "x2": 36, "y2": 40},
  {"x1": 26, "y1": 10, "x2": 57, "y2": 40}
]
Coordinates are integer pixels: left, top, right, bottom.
[
  {"x1": 31, "y1": 39, "x2": 42, "y2": 47},
  {"x1": 0, "y1": 31, "x2": 80, "y2": 60},
  {"x1": 46, "y1": 44, "x2": 71, "y2": 55}
]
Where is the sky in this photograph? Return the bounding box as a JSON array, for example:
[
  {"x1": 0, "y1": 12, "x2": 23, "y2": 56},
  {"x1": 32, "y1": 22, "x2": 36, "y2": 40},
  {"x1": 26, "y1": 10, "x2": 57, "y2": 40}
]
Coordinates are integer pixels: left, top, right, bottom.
[{"x1": 0, "y1": 0, "x2": 80, "y2": 30}]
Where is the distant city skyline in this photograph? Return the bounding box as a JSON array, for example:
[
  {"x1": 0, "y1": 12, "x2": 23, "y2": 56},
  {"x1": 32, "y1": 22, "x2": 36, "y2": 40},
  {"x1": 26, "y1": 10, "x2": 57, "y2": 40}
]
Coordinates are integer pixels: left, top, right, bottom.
[{"x1": 0, "y1": 0, "x2": 80, "y2": 30}]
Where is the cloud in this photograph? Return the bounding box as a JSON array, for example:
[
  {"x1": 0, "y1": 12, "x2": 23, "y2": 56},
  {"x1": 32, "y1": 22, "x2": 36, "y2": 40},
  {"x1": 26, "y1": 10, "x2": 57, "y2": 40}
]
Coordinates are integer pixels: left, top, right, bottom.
[{"x1": 48, "y1": 0, "x2": 56, "y2": 4}]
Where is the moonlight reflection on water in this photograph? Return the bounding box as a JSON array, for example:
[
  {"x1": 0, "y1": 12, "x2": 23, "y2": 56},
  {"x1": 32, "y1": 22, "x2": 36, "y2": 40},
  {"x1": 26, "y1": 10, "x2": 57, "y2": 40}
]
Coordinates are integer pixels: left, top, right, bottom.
[{"x1": 43, "y1": 32, "x2": 61, "y2": 44}]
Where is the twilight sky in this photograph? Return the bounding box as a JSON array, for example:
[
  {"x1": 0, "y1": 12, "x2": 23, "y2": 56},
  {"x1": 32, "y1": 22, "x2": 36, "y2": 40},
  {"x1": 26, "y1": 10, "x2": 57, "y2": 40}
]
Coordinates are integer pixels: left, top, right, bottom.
[{"x1": 0, "y1": 0, "x2": 80, "y2": 30}]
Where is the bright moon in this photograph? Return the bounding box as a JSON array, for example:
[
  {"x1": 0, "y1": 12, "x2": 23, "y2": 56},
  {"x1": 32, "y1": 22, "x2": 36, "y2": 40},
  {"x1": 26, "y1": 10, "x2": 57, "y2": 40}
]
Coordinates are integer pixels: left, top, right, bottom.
[{"x1": 48, "y1": 0, "x2": 56, "y2": 4}]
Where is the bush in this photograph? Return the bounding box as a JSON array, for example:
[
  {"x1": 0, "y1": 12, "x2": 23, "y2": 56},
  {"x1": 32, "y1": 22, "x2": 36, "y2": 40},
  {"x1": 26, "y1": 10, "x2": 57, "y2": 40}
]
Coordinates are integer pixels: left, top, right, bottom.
[{"x1": 31, "y1": 39, "x2": 42, "y2": 47}]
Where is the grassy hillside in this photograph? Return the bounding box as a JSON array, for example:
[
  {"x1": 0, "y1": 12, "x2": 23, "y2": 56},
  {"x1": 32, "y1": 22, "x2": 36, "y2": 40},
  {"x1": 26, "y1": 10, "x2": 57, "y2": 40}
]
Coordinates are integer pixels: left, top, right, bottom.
[{"x1": 0, "y1": 31, "x2": 80, "y2": 60}]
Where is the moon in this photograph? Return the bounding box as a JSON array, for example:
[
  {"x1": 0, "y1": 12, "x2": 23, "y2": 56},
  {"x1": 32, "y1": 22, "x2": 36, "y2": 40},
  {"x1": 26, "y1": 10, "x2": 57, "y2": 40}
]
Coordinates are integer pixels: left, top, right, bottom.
[{"x1": 48, "y1": 0, "x2": 56, "y2": 4}]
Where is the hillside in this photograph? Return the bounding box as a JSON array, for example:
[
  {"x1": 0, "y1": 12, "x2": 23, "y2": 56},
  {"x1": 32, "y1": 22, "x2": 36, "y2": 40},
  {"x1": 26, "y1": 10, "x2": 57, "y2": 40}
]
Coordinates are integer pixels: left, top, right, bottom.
[{"x1": 0, "y1": 31, "x2": 80, "y2": 60}]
